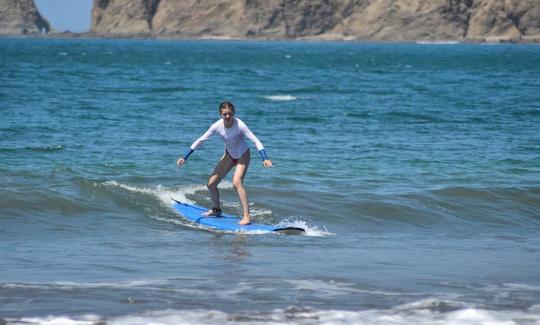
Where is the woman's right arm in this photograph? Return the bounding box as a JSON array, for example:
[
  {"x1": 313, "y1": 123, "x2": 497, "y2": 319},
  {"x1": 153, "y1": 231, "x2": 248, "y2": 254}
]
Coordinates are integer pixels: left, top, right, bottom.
[{"x1": 177, "y1": 123, "x2": 217, "y2": 166}]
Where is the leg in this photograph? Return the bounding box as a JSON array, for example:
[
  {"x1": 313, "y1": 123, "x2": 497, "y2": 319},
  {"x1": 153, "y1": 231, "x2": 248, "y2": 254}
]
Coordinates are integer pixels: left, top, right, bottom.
[
  {"x1": 233, "y1": 150, "x2": 251, "y2": 225},
  {"x1": 205, "y1": 153, "x2": 234, "y2": 215}
]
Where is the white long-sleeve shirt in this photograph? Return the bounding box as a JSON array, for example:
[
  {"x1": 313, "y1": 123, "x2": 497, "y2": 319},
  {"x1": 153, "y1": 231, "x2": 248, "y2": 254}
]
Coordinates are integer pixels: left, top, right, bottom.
[{"x1": 190, "y1": 118, "x2": 264, "y2": 159}]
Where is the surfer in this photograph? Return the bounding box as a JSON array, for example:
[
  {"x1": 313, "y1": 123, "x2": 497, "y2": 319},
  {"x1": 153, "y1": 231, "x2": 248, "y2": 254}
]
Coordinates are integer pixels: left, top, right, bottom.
[{"x1": 176, "y1": 101, "x2": 273, "y2": 225}]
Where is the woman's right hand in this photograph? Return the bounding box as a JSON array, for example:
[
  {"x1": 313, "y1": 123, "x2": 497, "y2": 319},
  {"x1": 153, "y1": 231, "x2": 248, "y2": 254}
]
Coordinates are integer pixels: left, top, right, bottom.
[{"x1": 176, "y1": 157, "x2": 186, "y2": 166}]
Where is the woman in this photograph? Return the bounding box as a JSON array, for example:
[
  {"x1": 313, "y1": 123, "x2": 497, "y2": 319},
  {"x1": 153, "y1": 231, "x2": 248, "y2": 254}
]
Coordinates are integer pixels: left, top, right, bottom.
[{"x1": 176, "y1": 101, "x2": 273, "y2": 225}]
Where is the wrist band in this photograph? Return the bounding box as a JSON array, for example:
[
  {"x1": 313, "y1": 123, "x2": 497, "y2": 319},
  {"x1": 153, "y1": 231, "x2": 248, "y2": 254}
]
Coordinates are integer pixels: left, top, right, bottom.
[
  {"x1": 183, "y1": 148, "x2": 194, "y2": 160},
  {"x1": 258, "y1": 149, "x2": 269, "y2": 161}
]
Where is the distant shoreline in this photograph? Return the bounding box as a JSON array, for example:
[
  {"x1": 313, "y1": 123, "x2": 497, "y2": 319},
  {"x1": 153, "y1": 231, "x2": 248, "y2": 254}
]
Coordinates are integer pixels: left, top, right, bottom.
[{"x1": 1, "y1": 32, "x2": 539, "y2": 44}]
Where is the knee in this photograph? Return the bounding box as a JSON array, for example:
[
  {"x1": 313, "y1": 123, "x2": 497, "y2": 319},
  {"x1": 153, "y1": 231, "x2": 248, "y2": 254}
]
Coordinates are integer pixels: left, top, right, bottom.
[
  {"x1": 207, "y1": 179, "x2": 218, "y2": 190},
  {"x1": 232, "y1": 178, "x2": 243, "y2": 189}
]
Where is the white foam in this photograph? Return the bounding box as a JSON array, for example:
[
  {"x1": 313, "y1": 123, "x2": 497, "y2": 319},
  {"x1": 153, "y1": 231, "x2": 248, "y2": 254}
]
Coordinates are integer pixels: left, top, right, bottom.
[
  {"x1": 52, "y1": 279, "x2": 171, "y2": 289},
  {"x1": 1, "y1": 278, "x2": 208, "y2": 292},
  {"x1": 284, "y1": 279, "x2": 402, "y2": 298},
  {"x1": 276, "y1": 217, "x2": 334, "y2": 237},
  {"x1": 8, "y1": 315, "x2": 99, "y2": 325},
  {"x1": 416, "y1": 41, "x2": 460, "y2": 45},
  {"x1": 222, "y1": 201, "x2": 272, "y2": 218},
  {"x1": 530, "y1": 304, "x2": 540, "y2": 312},
  {"x1": 8, "y1": 305, "x2": 540, "y2": 325},
  {"x1": 502, "y1": 283, "x2": 540, "y2": 291},
  {"x1": 149, "y1": 214, "x2": 191, "y2": 226},
  {"x1": 100, "y1": 180, "x2": 234, "y2": 207},
  {"x1": 100, "y1": 180, "x2": 208, "y2": 228},
  {"x1": 111, "y1": 310, "x2": 233, "y2": 325},
  {"x1": 264, "y1": 95, "x2": 297, "y2": 102},
  {"x1": 393, "y1": 298, "x2": 467, "y2": 312},
  {"x1": 199, "y1": 35, "x2": 234, "y2": 40}
]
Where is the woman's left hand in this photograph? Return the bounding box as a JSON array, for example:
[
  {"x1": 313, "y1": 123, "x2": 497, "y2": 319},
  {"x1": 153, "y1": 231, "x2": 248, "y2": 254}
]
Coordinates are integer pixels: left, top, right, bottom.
[{"x1": 263, "y1": 159, "x2": 273, "y2": 168}]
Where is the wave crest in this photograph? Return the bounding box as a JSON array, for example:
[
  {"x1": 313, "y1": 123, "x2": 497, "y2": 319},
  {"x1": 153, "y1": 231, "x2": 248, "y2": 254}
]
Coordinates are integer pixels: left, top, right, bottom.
[
  {"x1": 5, "y1": 302, "x2": 540, "y2": 325},
  {"x1": 263, "y1": 95, "x2": 297, "y2": 101}
]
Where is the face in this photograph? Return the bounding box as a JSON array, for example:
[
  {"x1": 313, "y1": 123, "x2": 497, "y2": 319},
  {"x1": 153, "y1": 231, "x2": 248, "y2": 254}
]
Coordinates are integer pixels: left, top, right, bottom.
[{"x1": 221, "y1": 108, "x2": 234, "y2": 123}]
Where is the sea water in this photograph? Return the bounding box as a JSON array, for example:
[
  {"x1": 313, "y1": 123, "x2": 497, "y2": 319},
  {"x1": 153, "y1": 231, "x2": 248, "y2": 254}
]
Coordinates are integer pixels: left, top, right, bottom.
[{"x1": 1, "y1": 38, "x2": 540, "y2": 324}]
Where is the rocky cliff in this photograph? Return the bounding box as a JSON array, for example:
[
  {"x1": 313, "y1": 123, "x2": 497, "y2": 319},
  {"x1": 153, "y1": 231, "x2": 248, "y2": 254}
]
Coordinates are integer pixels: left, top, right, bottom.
[
  {"x1": 89, "y1": 0, "x2": 540, "y2": 42},
  {"x1": 0, "y1": 0, "x2": 50, "y2": 35}
]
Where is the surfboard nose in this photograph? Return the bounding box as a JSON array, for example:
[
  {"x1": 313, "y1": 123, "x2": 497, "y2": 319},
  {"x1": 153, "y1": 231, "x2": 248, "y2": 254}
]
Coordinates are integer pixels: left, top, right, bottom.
[{"x1": 273, "y1": 227, "x2": 305, "y2": 235}]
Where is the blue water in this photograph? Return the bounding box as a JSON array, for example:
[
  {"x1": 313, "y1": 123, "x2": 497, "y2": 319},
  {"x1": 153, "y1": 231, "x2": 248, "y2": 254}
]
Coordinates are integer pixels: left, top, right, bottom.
[{"x1": 1, "y1": 38, "x2": 540, "y2": 324}]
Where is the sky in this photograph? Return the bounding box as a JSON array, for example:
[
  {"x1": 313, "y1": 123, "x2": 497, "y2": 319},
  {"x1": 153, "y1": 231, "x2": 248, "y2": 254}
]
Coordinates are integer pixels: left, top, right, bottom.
[{"x1": 34, "y1": 0, "x2": 93, "y2": 33}]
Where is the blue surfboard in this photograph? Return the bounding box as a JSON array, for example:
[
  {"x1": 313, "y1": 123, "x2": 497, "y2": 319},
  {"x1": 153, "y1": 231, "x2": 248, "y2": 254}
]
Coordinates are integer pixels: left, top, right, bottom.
[{"x1": 172, "y1": 199, "x2": 305, "y2": 235}]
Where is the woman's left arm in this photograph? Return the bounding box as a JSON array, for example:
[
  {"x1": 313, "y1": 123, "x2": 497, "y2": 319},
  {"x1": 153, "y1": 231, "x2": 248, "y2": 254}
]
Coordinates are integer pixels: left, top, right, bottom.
[{"x1": 239, "y1": 120, "x2": 273, "y2": 168}]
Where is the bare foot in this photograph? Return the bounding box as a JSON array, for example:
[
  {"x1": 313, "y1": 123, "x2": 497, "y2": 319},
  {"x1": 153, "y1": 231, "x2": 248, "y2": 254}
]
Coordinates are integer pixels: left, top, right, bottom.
[
  {"x1": 238, "y1": 216, "x2": 251, "y2": 225},
  {"x1": 202, "y1": 207, "x2": 222, "y2": 216}
]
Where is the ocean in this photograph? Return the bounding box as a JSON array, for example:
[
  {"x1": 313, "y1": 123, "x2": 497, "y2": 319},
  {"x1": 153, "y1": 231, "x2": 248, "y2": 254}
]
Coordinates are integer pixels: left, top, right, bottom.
[{"x1": 1, "y1": 38, "x2": 539, "y2": 324}]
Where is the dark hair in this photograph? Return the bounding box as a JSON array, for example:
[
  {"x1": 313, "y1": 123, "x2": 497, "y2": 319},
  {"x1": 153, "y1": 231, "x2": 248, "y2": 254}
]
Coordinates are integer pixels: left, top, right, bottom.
[{"x1": 219, "y1": 101, "x2": 235, "y2": 114}]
